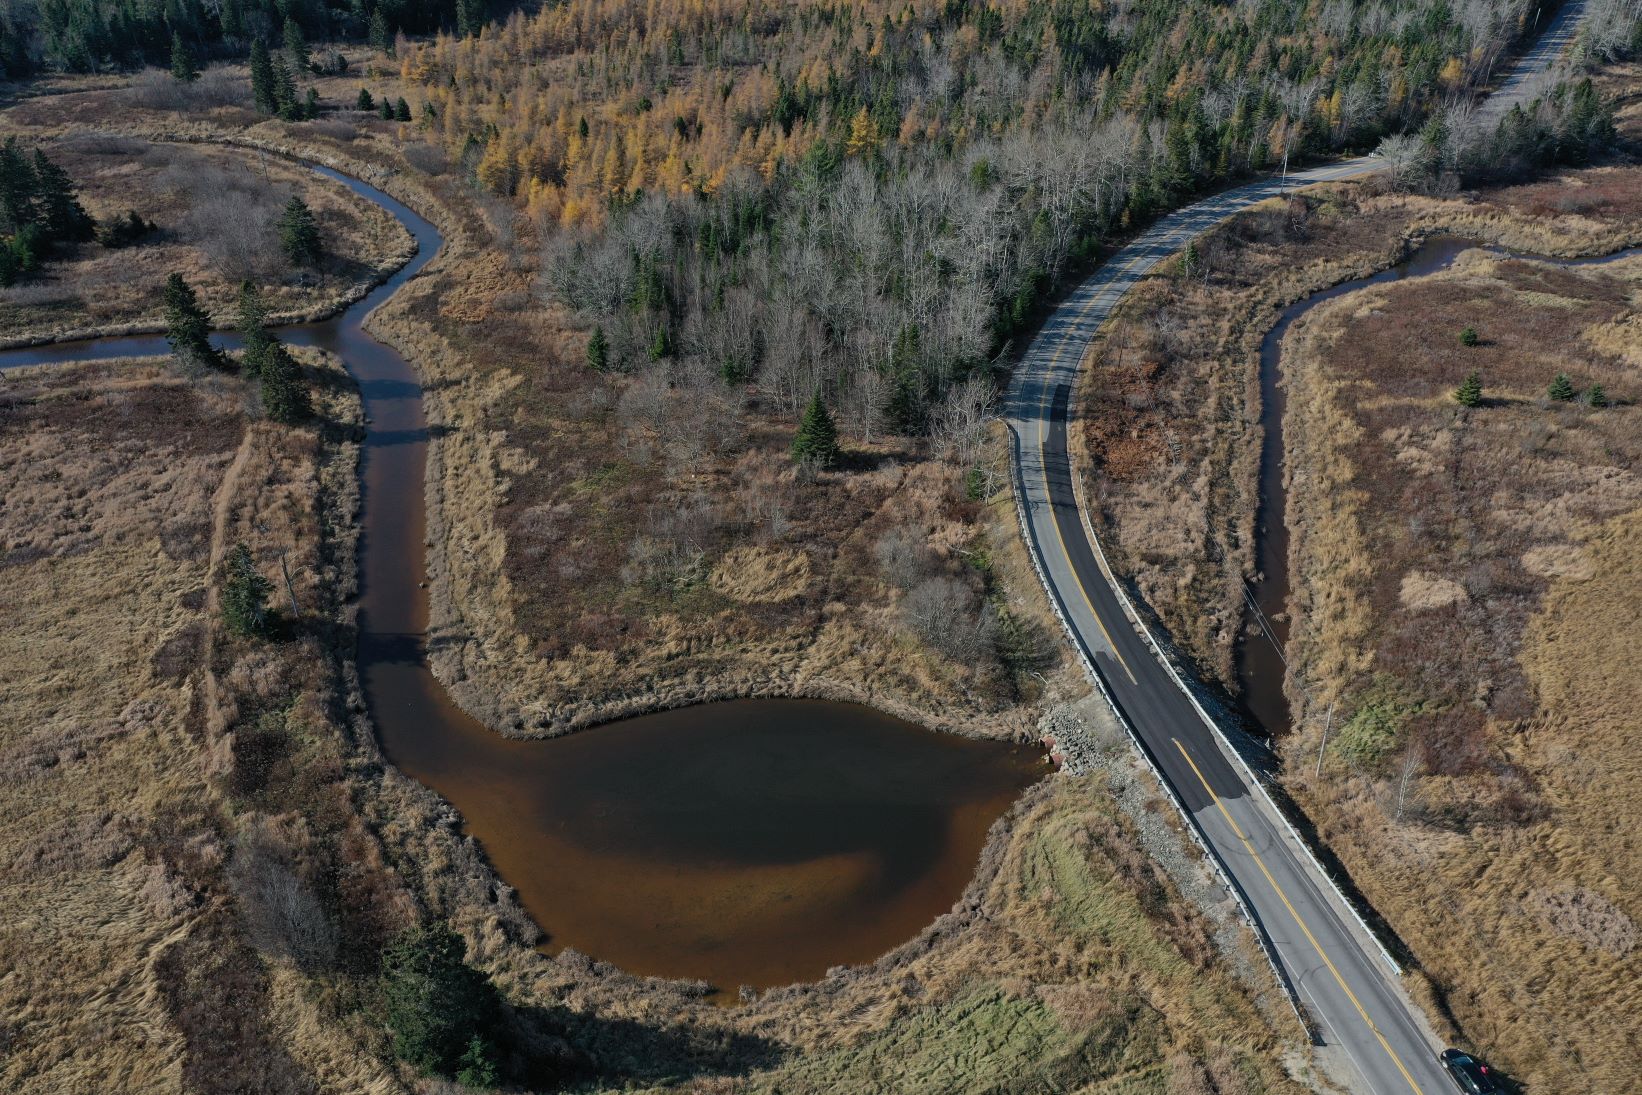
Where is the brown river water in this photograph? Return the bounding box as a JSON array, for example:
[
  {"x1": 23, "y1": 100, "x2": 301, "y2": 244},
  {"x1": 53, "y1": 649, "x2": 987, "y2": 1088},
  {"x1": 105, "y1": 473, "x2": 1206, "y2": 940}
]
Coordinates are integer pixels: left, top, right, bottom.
[{"x1": 0, "y1": 163, "x2": 1042, "y2": 992}]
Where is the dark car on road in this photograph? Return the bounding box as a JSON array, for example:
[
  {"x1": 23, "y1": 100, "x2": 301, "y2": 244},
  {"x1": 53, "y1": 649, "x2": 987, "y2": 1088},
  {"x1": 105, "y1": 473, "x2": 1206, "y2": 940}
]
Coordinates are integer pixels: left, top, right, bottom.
[{"x1": 1440, "y1": 1049, "x2": 1501, "y2": 1094}]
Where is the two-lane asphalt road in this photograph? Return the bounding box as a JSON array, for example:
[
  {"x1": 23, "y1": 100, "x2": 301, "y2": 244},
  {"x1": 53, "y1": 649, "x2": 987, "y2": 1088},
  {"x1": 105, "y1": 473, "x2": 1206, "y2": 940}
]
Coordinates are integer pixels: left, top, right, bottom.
[{"x1": 1004, "y1": 5, "x2": 1588, "y2": 1091}]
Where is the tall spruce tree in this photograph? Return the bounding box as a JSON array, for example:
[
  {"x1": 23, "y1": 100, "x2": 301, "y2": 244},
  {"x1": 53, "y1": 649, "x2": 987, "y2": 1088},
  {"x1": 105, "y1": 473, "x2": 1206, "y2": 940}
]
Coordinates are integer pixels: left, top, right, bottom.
[
  {"x1": 276, "y1": 196, "x2": 321, "y2": 266},
  {"x1": 282, "y1": 17, "x2": 309, "y2": 72},
  {"x1": 249, "y1": 39, "x2": 276, "y2": 114},
  {"x1": 220, "y1": 0, "x2": 245, "y2": 40},
  {"x1": 30, "y1": 148, "x2": 92, "y2": 242},
  {"x1": 237, "y1": 280, "x2": 274, "y2": 377},
  {"x1": 271, "y1": 54, "x2": 298, "y2": 118},
  {"x1": 368, "y1": 8, "x2": 391, "y2": 54},
  {"x1": 791, "y1": 393, "x2": 840, "y2": 467},
  {"x1": 169, "y1": 32, "x2": 199, "y2": 82},
  {"x1": 394, "y1": 97, "x2": 411, "y2": 121},
  {"x1": 356, "y1": 87, "x2": 374, "y2": 111},
  {"x1": 1549, "y1": 372, "x2": 1577, "y2": 402},
  {"x1": 586, "y1": 325, "x2": 608, "y2": 370},
  {"x1": 163, "y1": 273, "x2": 223, "y2": 369},
  {"x1": 222, "y1": 543, "x2": 274, "y2": 637},
  {"x1": 260, "y1": 343, "x2": 311, "y2": 423}
]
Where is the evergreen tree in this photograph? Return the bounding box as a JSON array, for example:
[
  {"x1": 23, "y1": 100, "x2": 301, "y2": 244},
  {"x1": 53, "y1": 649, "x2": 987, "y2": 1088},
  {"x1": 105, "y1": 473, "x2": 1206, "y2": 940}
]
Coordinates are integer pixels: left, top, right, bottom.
[
  {"x1": 237, "y1": 279, "x2": 274, "y2": 377},
  {"x1": 222, "y1": 543, "x2": 274, "y2": 638},
  {"x1": 880, "y1": 323, "x2": 925, "y2": 434},
  {"x1": 271, "y1": 55, "x2": 299, "y2": 118},
  {"x1": 303, "y1": 87, "x2": 320, "y2": 118},
  {"x1": 648, "y1": 325, "x2": 670, "y2": 360},
  {"x1": 379, "y1": 97, "x2": 395, "y2": 120},
  {"x1": 95, "y1": 210, "x2": 157, "y2": 249},
  {"x1": 790, "y1": 392, "x2": 840, "y2": 467},
  {"x1": 220, "y1": 0, "x2": 244, "y2": 41},
  {"x1": 1586, "y1": 383, "x2": 1608, "y2": 409},
  {"x1": 1548, "y1": 372, "x2": 1577, "y2": 402},
  {"x1": 276, "y1": 195, "x2": 321, "y2": 267},
  {"x1": 282, "y1": 17, "x2": 309, "y2": 72},
  {"x1": 30, "y1": 149, "x2": 93, "y2": 242},
  {"x1": 456, "y1": 0, "x2": 483, "y2": 37},
  {"x1": 1558, "y1": 78, "x2": 1615, "y2": 162},
  {"x1": 169, "y1": 32, "x2": 199, "y2": 82},
  {"x1": 0, "y1": 224, "x2": 42, "y2": 286},
  {"x1": 1453, "y1": 370, "x2": 1482, "y2": 408},
  {"x1": 356, "y1": 87, "x2": 374, "y2": 111},
  {"x1": 260, "y1": 343, "x2": 311, "y2": 423},
  {"x1": 249, "y1": 39, "x2": 276, "y2": 114},
  {"x1": 0, "y1": 137, "x2": 36, "y2": 231},
  {"x1": 1458, "y1": 326, "x2": 1479, "y2": 347},
  {"x1": 586, "y1": 325, "x2": 608, "y2": 370},
  {"x1": 454, "y1": 1037, "x2": 499, "y2": 1088},
  {"x1": 163, "y1": 273, "x2": 223, "y2": 369},
  {"x1": 368, "y1": 8, "x2": 392, "y2": 55},
  {"x1": 1179, "y1": 240, "x2": 1200, "y2": 278},
  {"x1": 380, "y1": 925, "x2": 501, "y2": 1077},
  {"x1": 395, "y1": 97, "x2": 411, "y2": 121}
]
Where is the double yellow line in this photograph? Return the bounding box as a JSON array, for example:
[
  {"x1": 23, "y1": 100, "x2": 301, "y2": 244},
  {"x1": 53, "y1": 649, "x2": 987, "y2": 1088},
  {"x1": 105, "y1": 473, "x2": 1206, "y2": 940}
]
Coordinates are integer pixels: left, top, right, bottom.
[
  {"x1": 1027, "y1": 162, "x2": 1375, "y2": 679},
  {"x1": 1172, "y1": 739, "x2": 1426, "y2": 1094},
  {"x1": 1030, "y1": 247, "x2": 1152, "y2": 684},
  {"x1": 1023, "y1": 159, "x2": 1423, "y2": 1095}
]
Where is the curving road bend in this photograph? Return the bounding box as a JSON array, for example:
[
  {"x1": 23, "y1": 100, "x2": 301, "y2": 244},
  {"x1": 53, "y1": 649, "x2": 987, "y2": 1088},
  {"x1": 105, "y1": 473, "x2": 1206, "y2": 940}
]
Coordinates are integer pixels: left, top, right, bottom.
[{"x1": 1003, "y1": 5, "x2": 1589, "y2": 1092}]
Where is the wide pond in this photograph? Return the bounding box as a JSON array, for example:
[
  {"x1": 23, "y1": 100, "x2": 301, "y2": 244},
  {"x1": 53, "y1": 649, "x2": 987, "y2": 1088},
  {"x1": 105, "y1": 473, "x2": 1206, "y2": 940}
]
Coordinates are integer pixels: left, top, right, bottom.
[{"x1": 388, "y1": 695, "x2": 1043, "y2": 990}]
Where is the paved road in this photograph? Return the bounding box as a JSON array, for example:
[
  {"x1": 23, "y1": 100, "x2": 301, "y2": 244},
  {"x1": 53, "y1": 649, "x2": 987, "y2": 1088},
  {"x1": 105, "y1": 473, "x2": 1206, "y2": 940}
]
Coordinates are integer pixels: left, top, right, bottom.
[
  {"x1": 1476, "y1": 0, "x2": 1591, "y2": 124},
  {"x1": 1003, "y1": 6, "x2": 1587, "y2": 1092}
]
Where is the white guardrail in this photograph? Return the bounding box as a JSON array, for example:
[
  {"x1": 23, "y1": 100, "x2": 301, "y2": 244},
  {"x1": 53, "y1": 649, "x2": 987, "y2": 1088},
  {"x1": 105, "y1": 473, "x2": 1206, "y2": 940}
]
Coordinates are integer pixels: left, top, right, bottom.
[
  {"x1": 1005, "y1": 422, "x2": 1316, "y2": 1040},
  {"x1": 1061, "y1": 423, "x2": 1405, "y2": 977}
]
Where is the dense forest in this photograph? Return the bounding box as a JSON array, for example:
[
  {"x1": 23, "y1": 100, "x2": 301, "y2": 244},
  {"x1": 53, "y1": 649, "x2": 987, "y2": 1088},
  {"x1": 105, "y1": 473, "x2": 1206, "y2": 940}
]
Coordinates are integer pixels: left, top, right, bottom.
[
  {"x1": 0, "y1": 0, "x2": 478, "y2": 76},
  {"x1": 396, "y1": 0, "x2": 1587, "y2": 433}
]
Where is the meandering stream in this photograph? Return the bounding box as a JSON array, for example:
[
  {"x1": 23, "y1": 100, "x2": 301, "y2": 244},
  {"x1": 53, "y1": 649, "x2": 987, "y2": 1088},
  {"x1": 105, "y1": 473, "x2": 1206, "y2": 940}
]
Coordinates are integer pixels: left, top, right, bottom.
[
  {"x1": 1236, "y1": 233, "x2": 1640, "y2": 736},
  {"x1": 0, "y1": 160, "x2": 1041, "y2": 991}
]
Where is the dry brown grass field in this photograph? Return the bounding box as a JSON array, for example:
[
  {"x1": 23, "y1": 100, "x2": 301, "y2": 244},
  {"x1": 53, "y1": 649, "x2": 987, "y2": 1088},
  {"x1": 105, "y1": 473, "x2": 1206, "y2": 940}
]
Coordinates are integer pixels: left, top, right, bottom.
[
  {"x1": 0, "y1": 353, "x2": 416, "y2": 1093},
  {"x1": 0, "y1": 133, "x2": 412, "y2": 346},
  {"x1": 0, "y1": 63, "x2": 1326, "y2": 1094},
  {"x1": 1281, "y1": 228, "x2": 1642, "y2": 1093}
]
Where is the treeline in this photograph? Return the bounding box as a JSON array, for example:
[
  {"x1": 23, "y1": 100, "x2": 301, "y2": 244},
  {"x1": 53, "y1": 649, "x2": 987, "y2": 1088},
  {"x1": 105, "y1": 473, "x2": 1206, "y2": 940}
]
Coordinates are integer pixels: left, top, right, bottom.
[
  {"x1": 0, "y1": 0, "x2": 481, "y2": 77},
  {"x1": 407, "y1": 0, "x2": 1551, "y2": 434},
  {"x1": 0, "y1": 137, "x2": 93, "y2": 284},
  {"x1": 1378, "y1": 76, "x2": 1622, "y2": 190}
]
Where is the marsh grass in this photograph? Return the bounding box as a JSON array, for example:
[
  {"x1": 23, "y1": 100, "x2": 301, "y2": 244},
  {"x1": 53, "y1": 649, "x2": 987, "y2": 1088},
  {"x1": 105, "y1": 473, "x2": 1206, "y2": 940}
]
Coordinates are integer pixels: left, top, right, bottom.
[
  {"x1": 0, "y1": 354, "x2": 407, "y2": 1093},
  {"x1": 1277, "y1": 185, "x2": 1642, "y2": 1091}
]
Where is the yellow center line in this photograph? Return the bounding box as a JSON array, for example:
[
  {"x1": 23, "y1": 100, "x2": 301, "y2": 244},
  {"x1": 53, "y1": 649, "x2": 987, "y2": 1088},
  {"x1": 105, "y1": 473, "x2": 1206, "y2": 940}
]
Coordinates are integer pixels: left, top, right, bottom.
[
  {"x1": 1171, "y1": 738, "x2": 1426, "y2": 1095},
  {"x1": 1033, "y1": 247, "x2": 1152, "y2": 684},
  {"x1": 1027, "y1": 160, "x2": 1381, "y2": 684}
]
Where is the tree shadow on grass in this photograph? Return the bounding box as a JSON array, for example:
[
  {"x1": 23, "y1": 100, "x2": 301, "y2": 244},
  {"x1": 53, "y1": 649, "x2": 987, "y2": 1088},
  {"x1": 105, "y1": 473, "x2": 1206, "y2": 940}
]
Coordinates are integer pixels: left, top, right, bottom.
[
  {"x1": 508, "y1": 1002, "x2": 787, "y2": 1091},
  {"x1": 831, "y1": 446, "x2": 899, "y2": 474}
]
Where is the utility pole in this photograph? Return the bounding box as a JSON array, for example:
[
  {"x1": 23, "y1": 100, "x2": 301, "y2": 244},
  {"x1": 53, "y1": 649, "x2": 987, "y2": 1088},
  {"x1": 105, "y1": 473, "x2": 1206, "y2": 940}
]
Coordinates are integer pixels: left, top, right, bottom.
[
  {"x1": 1314, "y1": 700, "x2": 1335, "y2": 779},
  {"x1": 277, "y1": 549, "x2": 299, "y2": 616},
  {"x1": 256, "y1": 521, "x2": 300, "y2": 616}
]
